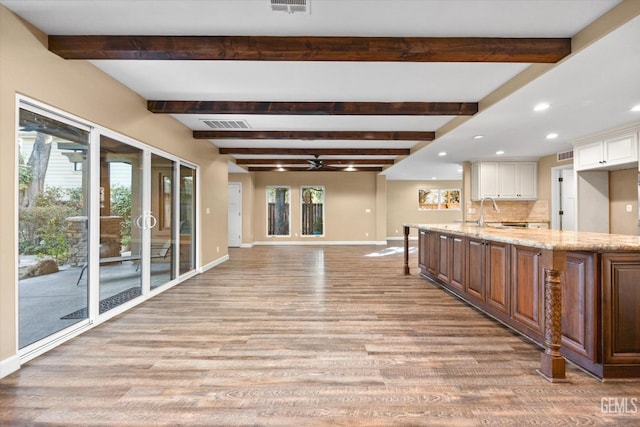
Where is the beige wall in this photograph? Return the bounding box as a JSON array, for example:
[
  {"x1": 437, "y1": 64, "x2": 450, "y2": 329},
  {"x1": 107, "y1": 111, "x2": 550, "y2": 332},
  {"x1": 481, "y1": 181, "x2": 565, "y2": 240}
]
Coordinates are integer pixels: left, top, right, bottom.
[
  {"x1": 251, "y1": 171, "x2": 384, "y2": 243},
  {"x1": 537, "y1": 153, "x2": 573, "y2": 203},
  {"x1": 0, "y1": 7, "x2": 227, "y2": 365},
  {"x1": 386, "y1": 180, "x2": 463, "y2": 238},
  {"x1": 610, "y1": 168, "x2": 638, "y2": 235}
]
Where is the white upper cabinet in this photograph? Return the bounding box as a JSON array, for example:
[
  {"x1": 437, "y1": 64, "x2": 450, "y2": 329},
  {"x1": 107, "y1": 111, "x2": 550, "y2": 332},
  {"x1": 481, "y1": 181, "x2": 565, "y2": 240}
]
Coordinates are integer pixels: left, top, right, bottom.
[
  {"x1": 574, "y1": 134, "x2": 638, "y2": 171},
  {"x1": 471, "y1": 161, "x2": 537, "y2": 201}
]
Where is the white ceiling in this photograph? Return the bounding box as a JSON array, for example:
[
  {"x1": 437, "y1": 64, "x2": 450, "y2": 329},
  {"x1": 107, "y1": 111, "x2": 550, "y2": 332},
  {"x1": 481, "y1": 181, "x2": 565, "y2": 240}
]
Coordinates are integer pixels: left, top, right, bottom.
[{"x1": 2, "y1": 0, "x2": 639, "y2": 179}]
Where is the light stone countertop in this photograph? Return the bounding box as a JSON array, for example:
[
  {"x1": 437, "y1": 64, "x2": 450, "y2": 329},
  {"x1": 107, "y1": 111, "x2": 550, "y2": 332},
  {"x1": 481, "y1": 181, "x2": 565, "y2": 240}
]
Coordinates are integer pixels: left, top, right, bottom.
[{"x1": 405, "y1": 223, "x2": 640, "y2": 252}]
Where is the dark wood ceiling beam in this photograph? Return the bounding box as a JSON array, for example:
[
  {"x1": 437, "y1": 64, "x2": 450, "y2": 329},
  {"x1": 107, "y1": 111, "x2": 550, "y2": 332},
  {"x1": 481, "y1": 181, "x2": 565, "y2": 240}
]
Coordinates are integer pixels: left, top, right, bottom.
[
  {"x1": 248, "y1": 166, "x2": 383, "y2": 172},
  {"x1": 236, "y1": 159, "x2": 395, "y2": 165},
  {"x1": 219, "y1": 148, "x2": 410, "y2": 156},
  {"x1": 149, "y1": 101, "x2": 478, "y2": 115},
  {"x1": 49, "y1": 36, "x2": 571, "y2": 63},
  {"x1": 195, "y1": 130, "x2": 433, "y2": 141}
]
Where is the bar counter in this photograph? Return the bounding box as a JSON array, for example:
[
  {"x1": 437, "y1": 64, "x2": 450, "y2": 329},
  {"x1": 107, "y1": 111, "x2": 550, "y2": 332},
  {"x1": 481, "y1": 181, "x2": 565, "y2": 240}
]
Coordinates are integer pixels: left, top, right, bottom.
[{"x1": 403, "y1": 223, "x2": 640, "y2": 381}]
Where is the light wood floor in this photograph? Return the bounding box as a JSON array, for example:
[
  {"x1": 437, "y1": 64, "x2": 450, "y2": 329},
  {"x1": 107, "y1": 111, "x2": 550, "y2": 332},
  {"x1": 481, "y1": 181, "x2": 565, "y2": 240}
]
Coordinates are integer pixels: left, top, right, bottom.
[{"x1": 2, "y1": 245, "x2": 640, "y2": 426}]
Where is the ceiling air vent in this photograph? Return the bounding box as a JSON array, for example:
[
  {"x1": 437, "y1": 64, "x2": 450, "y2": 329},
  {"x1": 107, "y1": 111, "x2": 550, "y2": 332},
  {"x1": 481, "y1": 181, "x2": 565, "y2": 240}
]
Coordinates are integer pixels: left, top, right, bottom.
[
  {"x1": 557, "y1": 150, "x2": 574, "y2": 162},
  {"x1": 202, "y1": 119, "x2": 250, "y2": 130},
  {"x1": 271, "y1": 0, "x2": 310, "y2": 14}
]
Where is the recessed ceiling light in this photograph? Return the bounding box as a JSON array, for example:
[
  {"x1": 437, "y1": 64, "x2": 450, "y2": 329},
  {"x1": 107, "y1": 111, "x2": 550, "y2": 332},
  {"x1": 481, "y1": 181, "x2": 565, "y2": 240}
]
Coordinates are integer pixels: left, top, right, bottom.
[
  {"x1": 496, "y1": 150, "x2": 505, "y2": 155},
  {"x1": 438, "y1": 151, "x2": 447, "y2": 156},
  {"x1": 534, "y1": 102, "x2": 550, "y2": 112},
  {"x1": 431, "y1": 177, "x2": 437, "y2": 180},
  {"x1": 632, "y1": 104, "x2": 640, "y2": 112},
  {"x1": 473, "y1": 135, "x2": 484, "y2": 140},
  {"x1": 546, "y1": 133, "x2": 559, "y2": 139}
]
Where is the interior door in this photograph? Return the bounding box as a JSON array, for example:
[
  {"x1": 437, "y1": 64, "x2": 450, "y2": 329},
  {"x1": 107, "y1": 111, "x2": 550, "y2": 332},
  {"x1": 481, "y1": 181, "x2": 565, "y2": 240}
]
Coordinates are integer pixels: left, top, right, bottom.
[
  {"x1": 228, "y1": 183, "x2": 242, "y2": 247},
  {"x1": 560, "y1": 168, "x2": 576, "y2": 231}
]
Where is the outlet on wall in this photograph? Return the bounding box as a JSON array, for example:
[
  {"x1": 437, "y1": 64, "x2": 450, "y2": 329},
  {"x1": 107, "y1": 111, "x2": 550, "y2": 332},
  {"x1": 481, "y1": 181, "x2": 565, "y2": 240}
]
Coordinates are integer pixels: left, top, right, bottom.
[{"x1": 627, "y1": 204, "x2": 633, "y2": 213}]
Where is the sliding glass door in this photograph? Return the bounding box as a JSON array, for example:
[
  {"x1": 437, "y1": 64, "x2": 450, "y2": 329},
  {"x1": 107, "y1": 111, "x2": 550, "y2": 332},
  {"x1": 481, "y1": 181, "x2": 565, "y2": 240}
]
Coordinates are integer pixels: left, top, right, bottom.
[
  {"x1": 97, "y1": 135, "x2": 144, "y2": 313},
  {"x1": 150, "y1": 153, "x2": 176, "y2": 289},
  {"x1": 17, "y1": 99, "x2": 198, "y2": 356},
  {"x1": 179, "y1": 165, "x2": 196, "y2": 275},
  {"x1": 18, "y1": 106, "x2": 90, "y2": 348}
]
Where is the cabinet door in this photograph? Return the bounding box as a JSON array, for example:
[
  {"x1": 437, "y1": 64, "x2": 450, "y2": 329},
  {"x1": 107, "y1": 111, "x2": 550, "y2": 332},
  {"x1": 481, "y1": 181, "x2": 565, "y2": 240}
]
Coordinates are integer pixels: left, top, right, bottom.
[
  {"x1": 516, "y1": 162, "x2": 537, "y2": 199},
  {"x1": 426, "y1": 230, "x2": 439, "y2": 276},
  {"x1": 604, "y1": 135, "x2": 638, "y2": 167},
  {"x1": 449, "y1": 236, "x2": 466, "y2": 291},
  {"x1": 472, "y1": 162, "x2": 499, "y2": 200},
  {"x1": 498, "y1": 163, "x2": 518, "y2": 198},
  {"x1": 510, "y1": 245, "x2": 543, "y2": 333},
  {"x1": 437, "y1": 234, "x2": 451, "y2": 283},
  {"x1": 561, "y1": 252, "x2": 596, "y2": 361},
  {"x1": 602, "y1": 253, "x2": 640, "y2": 364},
  {"x1": 466, "y1": 238, "x2": 485, "y2": 301},
  {"x1": 418, "y1": 230, "x2": 428, "y2": 271},
  {"x1": 575, "y1": 141, "x2": 604, "y2": 171},
  {"x1": 485, "y1": 240, "x2": 510, "y2": 314}
]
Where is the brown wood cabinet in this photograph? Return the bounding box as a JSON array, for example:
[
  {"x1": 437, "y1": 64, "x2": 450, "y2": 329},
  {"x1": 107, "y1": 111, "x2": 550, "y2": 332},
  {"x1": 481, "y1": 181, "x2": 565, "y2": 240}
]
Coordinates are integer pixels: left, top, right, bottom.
[
  {"x1": 463, "y1": 238, "x2": 509, "y2": 315},
  {"x1": 418, "y1": 229, "x2": 438, "y2": 277},
  {"x1": 466, "y1": 238, "x2": 485, "y2": 302},
  {"x1": 416, "y1": 228, "x2": 640, "y2": 379},
  {"x1": 437, "y1": 233, "x2": 465, "y2": 291},
  {"x1": 560, "y1": 251, "x2": 597, "y2": 370},
  {"x1": 485, "y1": 240, "x2": 510, "y2": 315},
  {"x1": 602, "y1": 253, "x2": 640, "y2": 377},
  {"x1": 510, "y1": 245, "x2": 544, "y2": 337}
]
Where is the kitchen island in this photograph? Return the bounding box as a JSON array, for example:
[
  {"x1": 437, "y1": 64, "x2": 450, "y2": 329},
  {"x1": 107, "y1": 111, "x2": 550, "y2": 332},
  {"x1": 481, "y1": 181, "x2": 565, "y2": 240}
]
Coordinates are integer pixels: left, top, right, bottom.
[{"x1": 403, "y1": 223, "x2": 640, "y2": 381}]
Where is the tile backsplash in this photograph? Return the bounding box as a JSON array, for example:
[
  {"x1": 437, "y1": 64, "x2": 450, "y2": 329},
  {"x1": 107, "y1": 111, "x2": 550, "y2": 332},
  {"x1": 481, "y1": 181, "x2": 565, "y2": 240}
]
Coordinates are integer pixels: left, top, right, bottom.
[{"x1": 466, "y1": 200, "x2": 549, "y2": 223}]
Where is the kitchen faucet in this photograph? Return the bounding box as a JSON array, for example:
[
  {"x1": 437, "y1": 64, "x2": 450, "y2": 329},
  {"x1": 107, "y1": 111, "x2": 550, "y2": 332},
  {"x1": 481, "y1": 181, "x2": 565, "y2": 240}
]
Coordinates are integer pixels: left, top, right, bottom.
[{"x1": 478, "y1": 197, "x2": 500, "y2": 227}]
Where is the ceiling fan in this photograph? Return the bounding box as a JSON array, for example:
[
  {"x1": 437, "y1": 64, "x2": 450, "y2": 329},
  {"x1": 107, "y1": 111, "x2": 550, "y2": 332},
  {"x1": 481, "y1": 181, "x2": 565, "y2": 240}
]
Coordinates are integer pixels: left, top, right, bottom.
[
  {"x1": 305, "y1": 155, "x2": 358, "y2": 171},
  {"x1": 306, "y1": 155, "x2": 325, "y2": 170}
]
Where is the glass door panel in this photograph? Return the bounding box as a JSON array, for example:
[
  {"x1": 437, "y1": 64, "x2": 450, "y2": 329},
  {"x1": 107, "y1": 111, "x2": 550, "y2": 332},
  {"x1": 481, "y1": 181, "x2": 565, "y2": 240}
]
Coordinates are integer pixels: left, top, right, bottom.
[
  {"x1": 98, "y1": 135, "x2": 143, "y2": 313},
  {"x1": 150, "y1": 153, "x2": 176, "y2": 289},
  {"x1": 18, "y1": 107, "x2": 90, "y2": 348},
  {"x1": 179, "y1": 165, "x2": 196, "y2": 275}
]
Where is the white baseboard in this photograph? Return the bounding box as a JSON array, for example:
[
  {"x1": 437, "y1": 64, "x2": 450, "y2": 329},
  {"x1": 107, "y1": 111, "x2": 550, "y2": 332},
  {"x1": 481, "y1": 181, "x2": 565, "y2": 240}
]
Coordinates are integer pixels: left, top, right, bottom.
[
  {"x1": 253, "y1": 240, "x2": 387, "y2": 246},
  {"x1": 240, "y1": 243, "x2": 254, "y2": 248},
  {"x1": 200, "y1": 254, "x2": 229, "y2": 273},
  {"x1": 387, "y1": 236, "x2": 419, "y2": 241},
  {"x1": 0, "y1": 354, "x2": 20, "y2": 379}
]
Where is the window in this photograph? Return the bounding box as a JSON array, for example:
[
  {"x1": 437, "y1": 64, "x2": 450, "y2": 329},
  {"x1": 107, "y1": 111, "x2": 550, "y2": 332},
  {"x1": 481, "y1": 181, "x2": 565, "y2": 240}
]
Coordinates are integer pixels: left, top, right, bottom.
[
  {"x1": 267, "y1": 186, "x2": 290, "y2": 236},
  {"x1": 418, "y1": 188, "x2": 461, "y2": 210},
  {"x1": 301, "y1": 186, "x2": 324, "y2": 236}
]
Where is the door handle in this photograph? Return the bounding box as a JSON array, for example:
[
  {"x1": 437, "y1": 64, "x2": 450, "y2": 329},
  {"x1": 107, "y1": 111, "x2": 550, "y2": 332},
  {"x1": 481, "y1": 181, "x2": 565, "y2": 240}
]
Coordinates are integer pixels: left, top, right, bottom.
[
  {"x1": 134, "y1": 214, "x2": 144, "y2": 229},
  {"x1": 147, "y1": 213, "x2": 158, "y2": 229}
]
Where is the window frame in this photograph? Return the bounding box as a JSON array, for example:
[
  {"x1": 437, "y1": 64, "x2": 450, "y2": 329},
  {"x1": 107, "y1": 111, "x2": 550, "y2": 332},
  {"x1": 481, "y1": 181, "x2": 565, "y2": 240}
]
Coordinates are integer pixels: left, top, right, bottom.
[
  {"x1": 300, "y1": 185, "x2": 325, "y2": 237},
  {"x1": 266, "y1": 185, "x2": 291, "y2": 237}
]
